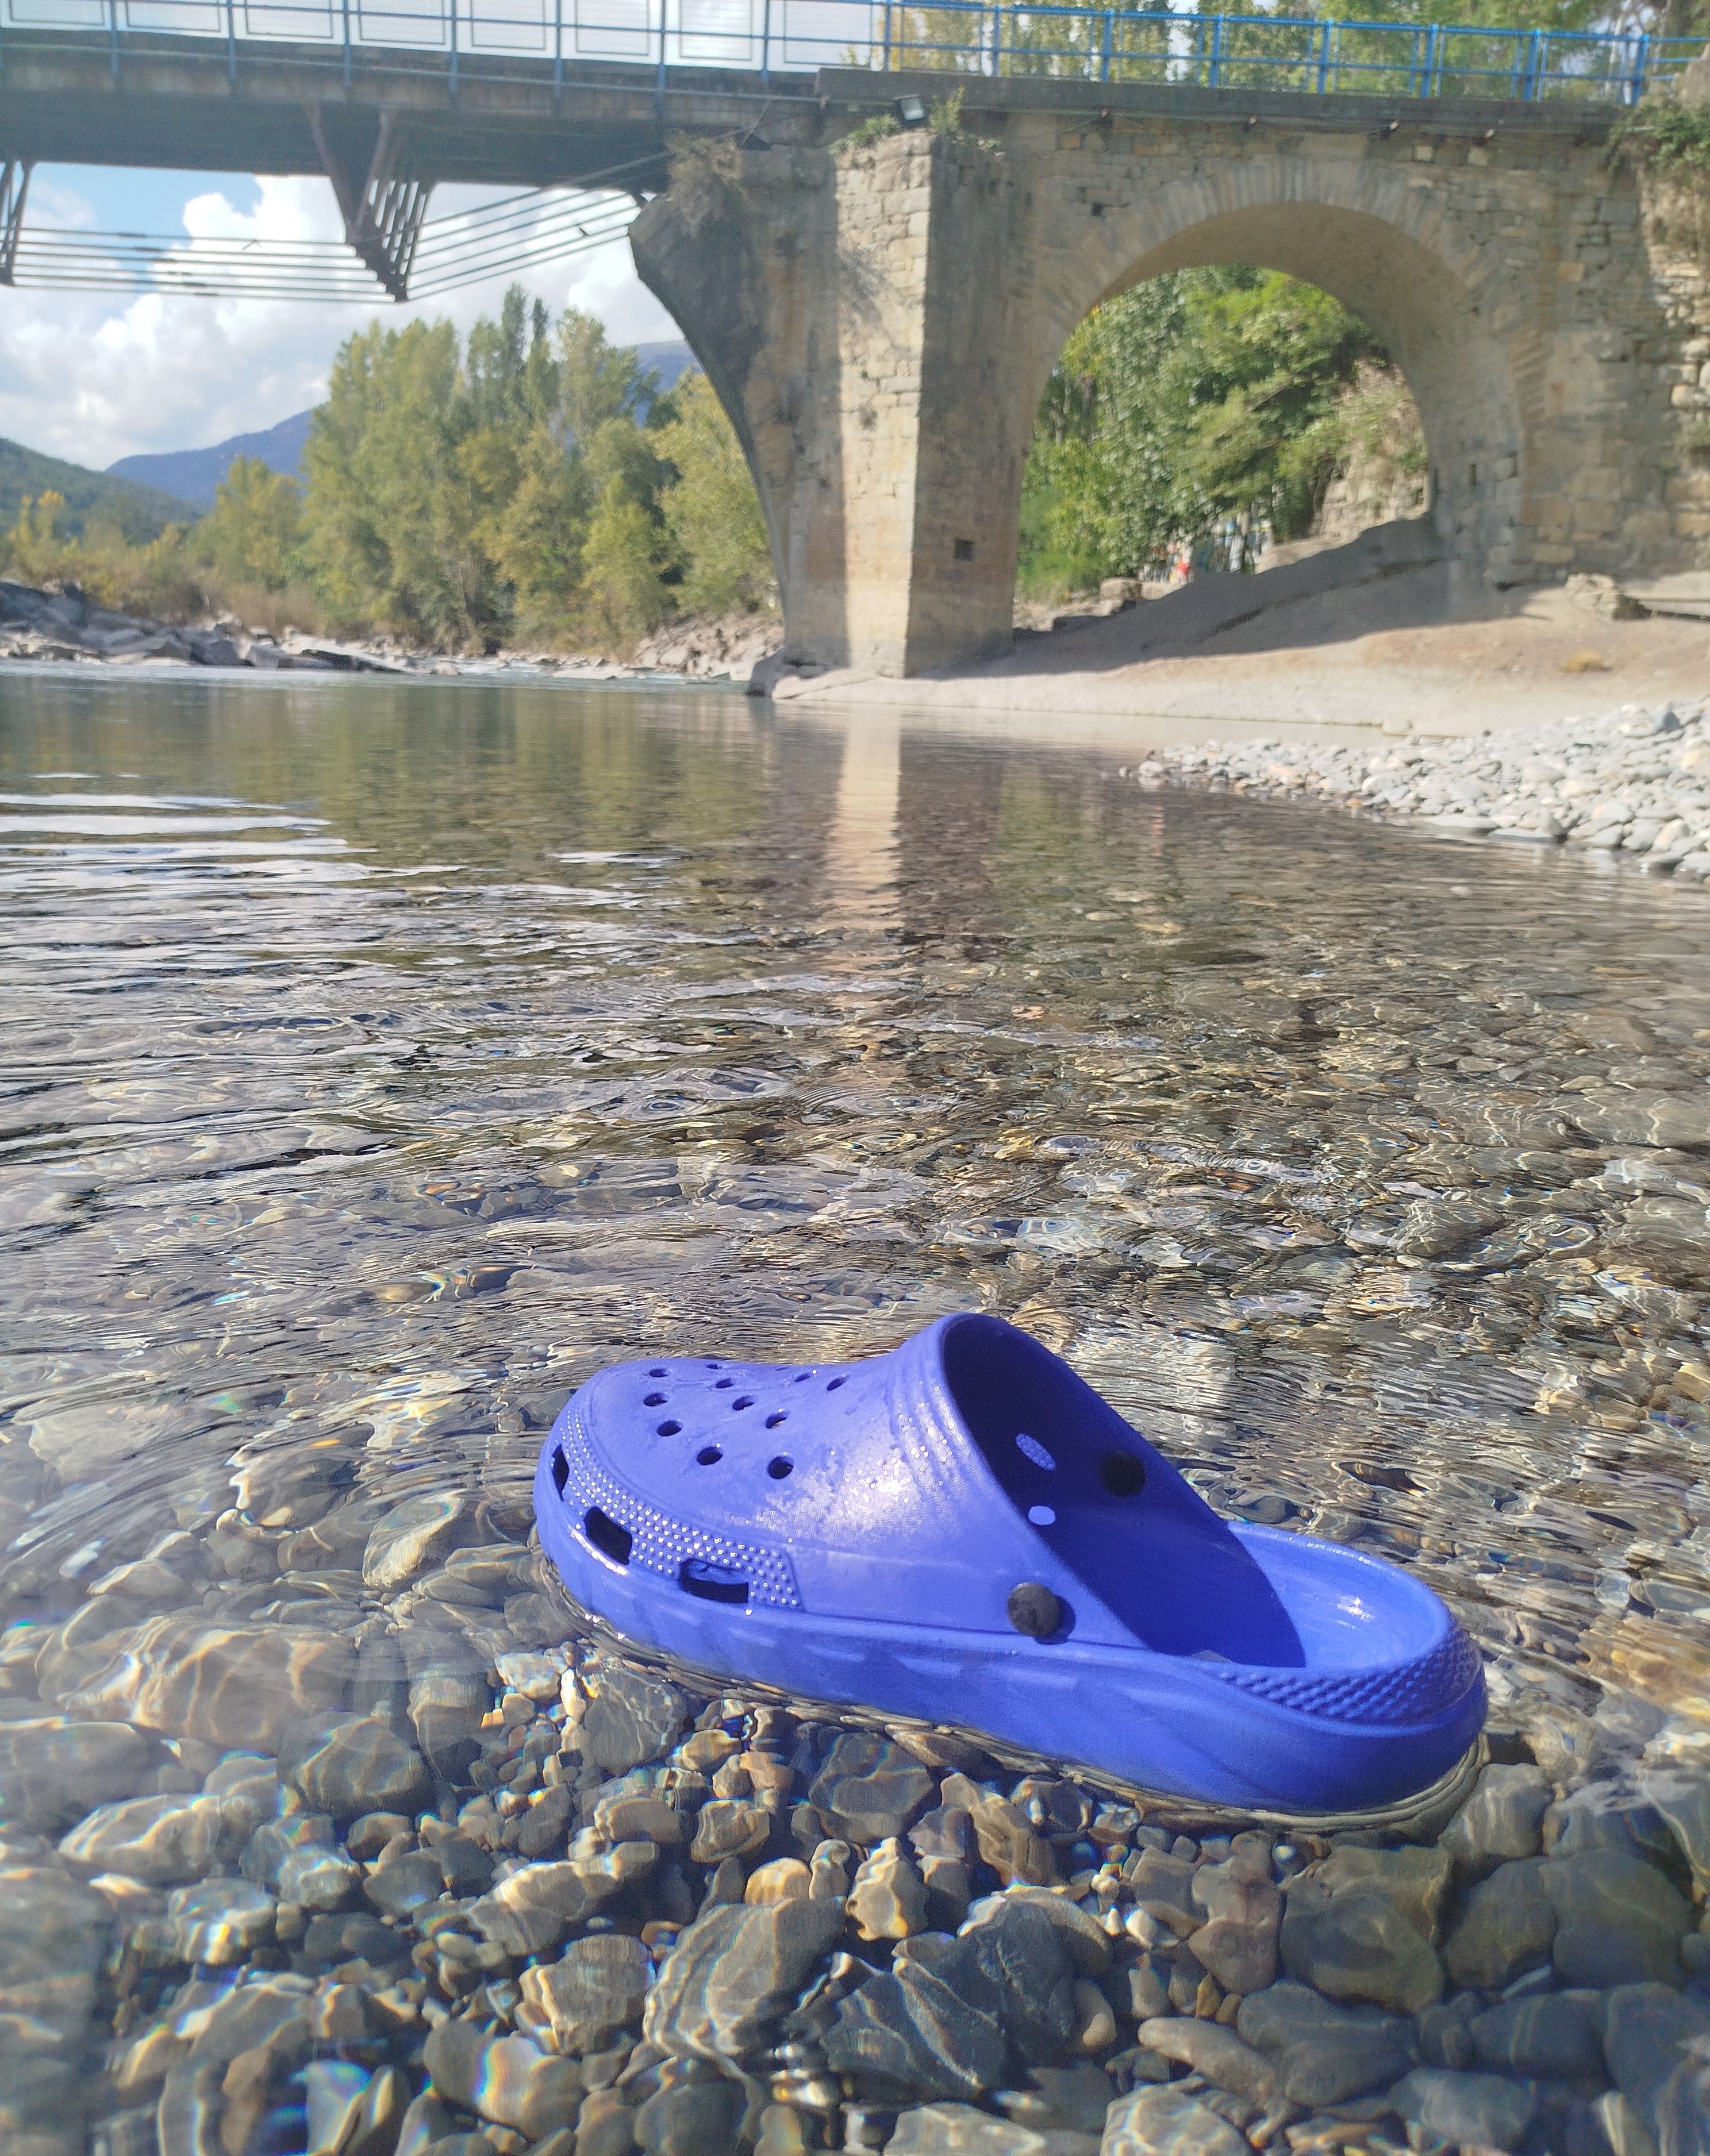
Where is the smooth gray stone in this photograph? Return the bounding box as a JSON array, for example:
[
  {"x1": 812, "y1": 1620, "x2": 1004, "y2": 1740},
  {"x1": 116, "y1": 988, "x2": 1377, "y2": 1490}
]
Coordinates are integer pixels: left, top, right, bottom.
[
  {"x1": 1655, "y1": 2032, "x2": 1710, "y2": 2156},
  {"x1": 394, "y1": 2093, "x2": 459, "y2": 2156},
  {"x1": 279, "y1": 1716, "x2": 433, "y2": 1820},
  {"x1": 1135, "y1": 2018, "x2": 1276, "y2": 2104},
  {"x1": 825, "y1": 1897, "x2": 1081, "y2": 2100},
  {"x1": 362, "y1": 1494, "x2": 479, "y2": 1591},
  {"x1": 1545, "y1": 1851, "x2": 1692, "y2": 1988},
  {"x1": 579, "y1": 1665, "x2": 689, "y2": 1774},
  {"x1": 155, "y1": 2059, "x2": 225, "y2": 2156},
  {"x1": 241, "y1": 1813, "x2": 334, "y2": 1889},
  {"x1": 470, "y1": 1861, "x2": 593, "y2": 1957},
  {"x1": 363, "y1": 1850, "x2": 445, "y2": 1920},
  {"x1": 645, "y1": 1893, "x2": 843, "y2": 2059},
  {"x1": 1443, "y1": 1857, "x2": 1557, "y2": 1991},
  {"x1": 1236, "y1": 1980, "x2": 1412, "y2": 2104},
  {"x1": 633, "y1": 2080, "x2": 745, "y2": 2156},
  {"x1": 1605, "y1": 1984, "x2": 1710, "y2": 2131},
  {"x1": 1471, "y1": 1988, "x2": 1605, "y2": 2078},
  {"x1": 0, "y1": 1718, "x2": 156, "y2": 1832},
  {"x1": 1390, "y1": 2068, "x2": 1538, "y2": 2152},
  {"x1": 519, "y1": 1932, "x2": 652, "y2": 2051},
  {"x1": 277, "y1": 1842, "x2": 361, "y2": 1911},
  {"x1": 59, "y1": 1792, "x2": 246, "y2": 1886},
  {"x1": 1189, "y1": 1847, "x2": 1281, "y2": 1994},
  {"x1": 1005, "y1": 2063, "x2": 1119, "y2": 2135},
  {"x1": 162, "y1": 1878, "x2": 275, "y2": 1965},
  {"x1": 422, "y1": 2015, "x2": 488, "y2": 2110},
  {"x1": 891, "y1": 2101, "x2": 1100, "y2": 2156},
  {"x1": 809, "y1": 1732, "x2": 936, "y2": 1843},
  {"x1": 1544, "y1": 1787, "x2": 1680, "y2": 1870},
  {"x1": 184, "y1": 1975, "x2": 311, "y2": 2069},
  {"x1": 1098, "y1": 2085, "x2": 1247, "y2": 2156},
  {"x1": 963, "y1": 1888, "x2": 1112, "y2": 1976},
  {"x1": 1442, "y1": 1764, "x2": 1553, "y2": 1874},
  {"x1": 1646, "y1": 1771, "x2": 1710, "y2": 1899},
  {"x1": 301, "y1": 1911, "x2": 406, "y2": 1968},
  {"x1": 1279, "y1": 1877, "x2": 1443, "y2": 2015}
]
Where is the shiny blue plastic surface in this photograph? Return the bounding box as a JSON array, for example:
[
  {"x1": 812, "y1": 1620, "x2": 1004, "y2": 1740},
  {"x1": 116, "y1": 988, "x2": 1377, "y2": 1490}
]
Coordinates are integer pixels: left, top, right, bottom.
[{"x1": 532, "y1": 1312, "x2": 1485, "y2": 1811}]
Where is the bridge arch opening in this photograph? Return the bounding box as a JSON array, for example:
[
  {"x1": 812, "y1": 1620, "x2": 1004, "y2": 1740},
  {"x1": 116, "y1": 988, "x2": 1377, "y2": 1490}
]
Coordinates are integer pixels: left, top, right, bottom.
[{"x1": 1019, "y1": 200, "x2": 1524, "y2": 602}]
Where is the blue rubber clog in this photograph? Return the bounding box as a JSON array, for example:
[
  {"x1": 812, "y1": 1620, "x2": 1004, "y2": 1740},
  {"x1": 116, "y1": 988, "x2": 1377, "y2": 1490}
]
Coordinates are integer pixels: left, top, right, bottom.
[{"x1": 533, "y1": 1313, "x2": 1485, "y2": 1814}]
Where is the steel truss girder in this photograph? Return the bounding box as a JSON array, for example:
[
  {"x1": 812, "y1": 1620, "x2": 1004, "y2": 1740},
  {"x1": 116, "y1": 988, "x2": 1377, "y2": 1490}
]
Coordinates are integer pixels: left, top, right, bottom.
[
  {"x1": 0, "y1": 160, "x2": 32, "y2": 285},
  {"x1": 309, "y1": 106, "x2": 430, "y2": 302}
]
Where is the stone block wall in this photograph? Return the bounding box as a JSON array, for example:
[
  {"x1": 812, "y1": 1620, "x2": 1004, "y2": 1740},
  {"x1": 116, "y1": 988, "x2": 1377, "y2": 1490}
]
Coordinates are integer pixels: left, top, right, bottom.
[{"x1": 632, "y1": 90, "x2": 1710, "y2": 677}]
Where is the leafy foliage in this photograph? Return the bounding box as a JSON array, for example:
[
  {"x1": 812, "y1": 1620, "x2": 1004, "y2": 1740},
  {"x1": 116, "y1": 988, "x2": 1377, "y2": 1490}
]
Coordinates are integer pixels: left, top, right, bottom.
[
  {"x1": 296, "y1": 286, "x2": 770, "y2": 652},
  {"x1": 1019, "y1": 268, "x2": 1404, "y2": 593},
  {"x1": 655, "y1": 372, "x2": 776, "y2": 617}
]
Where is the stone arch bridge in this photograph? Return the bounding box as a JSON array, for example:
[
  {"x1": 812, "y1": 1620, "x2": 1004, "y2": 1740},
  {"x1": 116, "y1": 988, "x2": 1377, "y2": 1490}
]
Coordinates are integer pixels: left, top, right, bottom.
[
  {"x1": 2, "y1": 21, "x2": 1705, "y2": 676},
  {"x1": 635, "y1": 76, "x2": 1710, "y2": 675}
]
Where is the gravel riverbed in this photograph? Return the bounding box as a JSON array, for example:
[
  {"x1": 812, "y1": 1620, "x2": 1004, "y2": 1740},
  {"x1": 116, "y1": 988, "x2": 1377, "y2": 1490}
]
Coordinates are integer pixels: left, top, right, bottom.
[
  {"x1": 1120, "y1": 698, "x2": 1710, "y2": 872},
  {"x1": 12, "y1": 1528, "x2": 1709, "y2": 2156}
]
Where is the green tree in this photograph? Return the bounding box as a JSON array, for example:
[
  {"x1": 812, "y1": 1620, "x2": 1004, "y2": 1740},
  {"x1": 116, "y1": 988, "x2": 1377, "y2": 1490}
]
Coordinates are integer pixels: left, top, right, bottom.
[
  {"x1": 656, "y1": 372, "x2": 775, "y2": 615},
  {"x1": 1020, "y1": 268, "x2": 1389, "y2": 592},
  {"x1": 198, "y1": 456, "x2": 302, "y2": 590}
]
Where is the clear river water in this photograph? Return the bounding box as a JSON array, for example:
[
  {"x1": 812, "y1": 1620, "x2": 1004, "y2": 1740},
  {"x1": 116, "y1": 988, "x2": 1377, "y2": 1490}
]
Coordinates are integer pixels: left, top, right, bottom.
[{"x1": 1, "y1": 673, "x2": 1707, "y2": 2156}]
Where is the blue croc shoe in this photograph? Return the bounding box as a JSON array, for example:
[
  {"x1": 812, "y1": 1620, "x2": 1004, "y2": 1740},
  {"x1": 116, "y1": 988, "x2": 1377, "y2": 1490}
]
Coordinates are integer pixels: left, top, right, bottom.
[{"x1": 533, "y1": 1313, "x2": 1484, "y2": 1814}]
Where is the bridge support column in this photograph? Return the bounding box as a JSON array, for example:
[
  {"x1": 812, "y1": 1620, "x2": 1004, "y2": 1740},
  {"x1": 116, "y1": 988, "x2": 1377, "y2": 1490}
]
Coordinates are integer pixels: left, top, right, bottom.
[{"x1": 631, "y1": 132, "x2": 1032, "y2": 678}]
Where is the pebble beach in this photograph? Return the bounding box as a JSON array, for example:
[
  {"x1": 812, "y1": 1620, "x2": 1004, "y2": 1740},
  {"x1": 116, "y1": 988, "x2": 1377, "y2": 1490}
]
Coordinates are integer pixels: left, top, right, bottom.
[{"x1": 1119, "y1": 697, "x2": 1710, "y2": 873}]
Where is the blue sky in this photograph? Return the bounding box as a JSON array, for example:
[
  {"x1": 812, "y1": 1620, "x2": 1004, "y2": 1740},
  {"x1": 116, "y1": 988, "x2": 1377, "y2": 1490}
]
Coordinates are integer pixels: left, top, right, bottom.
[{"x1": 0, "y1": 163, "x2": 678, "y2": 469}]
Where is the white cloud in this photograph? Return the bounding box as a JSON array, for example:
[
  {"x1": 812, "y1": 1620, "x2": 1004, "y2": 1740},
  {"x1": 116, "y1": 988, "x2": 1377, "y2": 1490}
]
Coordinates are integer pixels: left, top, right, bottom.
[{"x1": 0, "y1": 168, "x2": 680, "y2": 468}]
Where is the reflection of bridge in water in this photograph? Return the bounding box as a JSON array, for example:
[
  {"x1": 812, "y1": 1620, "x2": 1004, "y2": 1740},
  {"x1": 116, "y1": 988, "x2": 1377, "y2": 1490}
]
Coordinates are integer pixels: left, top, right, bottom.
[{"x1": 2, "y1": 0, "x2": 1705, "y2": 676}]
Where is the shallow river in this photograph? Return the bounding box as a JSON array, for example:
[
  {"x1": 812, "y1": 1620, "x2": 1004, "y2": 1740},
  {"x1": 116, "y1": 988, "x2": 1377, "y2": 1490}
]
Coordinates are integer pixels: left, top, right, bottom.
[{"x1": 1, "y1": 674, "x2": 1707, "y2": 2156}]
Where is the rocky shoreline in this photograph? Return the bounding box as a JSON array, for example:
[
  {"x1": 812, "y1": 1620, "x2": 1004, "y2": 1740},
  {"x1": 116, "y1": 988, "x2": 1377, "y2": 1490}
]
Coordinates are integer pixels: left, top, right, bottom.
[
  {"x1": 0, "y1": 580, "x2": 781, "y2": 686},
  {"x1": 3, "y1": 1475, "x2": 1707, "y2": 2156},
  {"x1": 1119, "y1": 696, "x2": 1710, "y2": 875}
]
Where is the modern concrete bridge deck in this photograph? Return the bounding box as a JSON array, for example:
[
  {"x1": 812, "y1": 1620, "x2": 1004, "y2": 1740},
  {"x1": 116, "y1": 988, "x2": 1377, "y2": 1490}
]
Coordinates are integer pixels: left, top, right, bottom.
[{"x1": 5, "y1": 6, "x2": 1708, "y2": 674}]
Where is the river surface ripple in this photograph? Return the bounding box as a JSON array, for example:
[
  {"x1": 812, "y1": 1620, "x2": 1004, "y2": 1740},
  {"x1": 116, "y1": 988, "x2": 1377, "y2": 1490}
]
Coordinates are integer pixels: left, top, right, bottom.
[{"x1": 1, "y1": 674, "x2": 1708, "y2": 2156}]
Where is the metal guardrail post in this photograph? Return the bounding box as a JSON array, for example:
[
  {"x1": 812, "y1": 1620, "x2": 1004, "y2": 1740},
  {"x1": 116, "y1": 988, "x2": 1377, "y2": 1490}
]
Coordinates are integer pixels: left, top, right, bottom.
[
  {"x1": 655, "y1": 0, "x2": 664, "y2": 117},
  {"x1": 553, "y1": 0, "x2": 562, "y2": 99},
  {"x1": 1527, "y1": 26, "x2": 1544, "y2": 98},
  {"x1": 1630, "y1": 29, "x2": 1648, "y2": 102},
  {"x1": 1315, "y1": 16, "x2": 1331, "y2": 93},
  {"x1": 1206, "y1": 10, "x2": 1221, "y2": 88},
  {"x1": 225, "y1": 0, "x2": 236, "y2": 86},
  {"x1": 878, "y1": 0, "x2": 889, "y2": 72},
  {"x1": 449, "y1": 0, "x2": 458, "y2": 101},
  {"x1": 761, "y1": 0, "x2": 770, "y2": 82},
  {"x1": 108, "y1": 0, "x2": 120, "y2": 83},
  {"x1": 1099, "y1": 5, "x2": 1111, "y2": 82},
  {"x1": 1423, "y1": 21, "x2": 1438, "y2": 94}
]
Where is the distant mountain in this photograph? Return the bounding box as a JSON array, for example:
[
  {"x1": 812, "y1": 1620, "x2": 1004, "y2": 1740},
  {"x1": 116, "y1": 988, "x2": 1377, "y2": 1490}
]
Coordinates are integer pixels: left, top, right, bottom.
[
  {"x1": 106, "y1": 409, "x2": 314, "y2": 513},
  {"x1": 99, "y1": 341, "x2": 697, "y2": 513},
  {"x1": 0, "y1": 437, "x2": 197, "y2": 544},
  {"x1": 633, "y1": 340, "x2": 695, "y2": 396}
]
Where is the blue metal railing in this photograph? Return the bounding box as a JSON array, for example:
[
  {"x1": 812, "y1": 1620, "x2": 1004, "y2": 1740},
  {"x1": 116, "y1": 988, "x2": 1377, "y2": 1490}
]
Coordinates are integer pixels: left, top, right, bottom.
[{"x1": 1, "y1": 0, "x2": 1696, "y2": 101}]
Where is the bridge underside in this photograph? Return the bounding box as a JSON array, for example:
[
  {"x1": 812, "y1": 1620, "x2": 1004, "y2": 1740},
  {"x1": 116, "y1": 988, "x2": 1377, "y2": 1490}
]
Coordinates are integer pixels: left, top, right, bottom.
[{"x1": 0, "y1": 33, "x2": 831, "y2": 187}]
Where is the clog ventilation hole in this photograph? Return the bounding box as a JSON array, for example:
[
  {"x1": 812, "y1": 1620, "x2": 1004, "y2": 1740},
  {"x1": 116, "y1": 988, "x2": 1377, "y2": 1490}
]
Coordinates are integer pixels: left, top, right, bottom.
[{"x1": 547, "y1": 1362, "x2": 813, "y2": 1611}]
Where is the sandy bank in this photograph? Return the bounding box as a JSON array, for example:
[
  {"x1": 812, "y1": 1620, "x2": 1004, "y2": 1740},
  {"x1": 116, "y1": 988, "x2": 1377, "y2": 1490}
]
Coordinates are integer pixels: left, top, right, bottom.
[{"x1": 768, "y1": 520, "x2": 1710, "y2": 741}]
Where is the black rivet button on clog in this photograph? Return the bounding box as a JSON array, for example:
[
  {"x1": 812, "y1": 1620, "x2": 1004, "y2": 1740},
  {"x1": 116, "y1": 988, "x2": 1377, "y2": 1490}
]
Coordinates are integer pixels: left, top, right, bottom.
[{"x1": 1006, "y1": 1581, "x2": 1063, "y2": 1638}]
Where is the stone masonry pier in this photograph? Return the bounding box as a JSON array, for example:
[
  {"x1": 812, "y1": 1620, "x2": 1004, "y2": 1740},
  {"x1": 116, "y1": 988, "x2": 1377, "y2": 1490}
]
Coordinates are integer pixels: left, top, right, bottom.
[{"x1": 633, "y1": 74, "x2": 1710, "y2": 677}]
